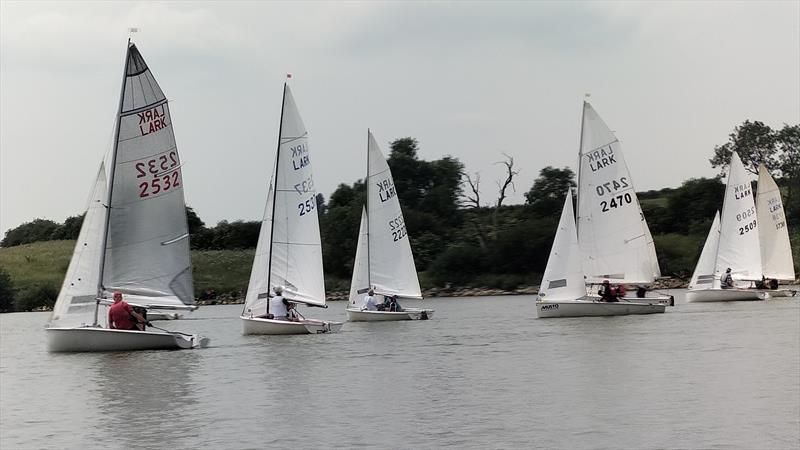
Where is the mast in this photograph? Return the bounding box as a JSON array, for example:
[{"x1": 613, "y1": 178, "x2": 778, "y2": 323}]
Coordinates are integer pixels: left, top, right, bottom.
[
  {"x1": 94, "y1": 39, "x2": 131, "y2": 326},
  {"x1": 366, "y1": 128, "x2": 372, "y2": 289},
  {"x1": 263, "y1": 82, "x2": 288, "y2": 315},
  {"x1": 575, "y1": 100, "x2": 586, "y2": 237}
]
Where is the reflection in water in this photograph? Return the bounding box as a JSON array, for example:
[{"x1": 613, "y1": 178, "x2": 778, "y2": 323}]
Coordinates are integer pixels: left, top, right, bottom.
[{"x1": 89, "y1": 350, "x2": 200, "y2": 449}]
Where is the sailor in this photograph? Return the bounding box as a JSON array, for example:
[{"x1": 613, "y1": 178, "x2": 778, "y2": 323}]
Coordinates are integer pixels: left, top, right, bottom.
[
  {"x1": 108, "y1": 291, "x2": 149, "y2": 330},
  {"x1": 268, "y1": 286, "x2": 290, "y2": 320},
  {"x1": 362, "y1": 289, "x2": 378, "y2": 311},
  {"x1": 286, "y1": 301, "x2": 301, "y2": 322},
  {"x1": 616, "y1": 283, "x2": 627, "y2": 299},
  {"x1": 721, "y1": 268, "x2": 734, "y2": 289},
  {"x1": 599, "y1": 280, "x2": 618, "y2": 302},
  {"x1": 388, "y1": 295, "x2": 403, "y2": 312}
]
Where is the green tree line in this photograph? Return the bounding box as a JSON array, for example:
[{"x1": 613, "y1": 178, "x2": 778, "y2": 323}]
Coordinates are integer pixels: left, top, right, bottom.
[{"x1": 1, "y1": 120, "x2": 798, "y2": 311}]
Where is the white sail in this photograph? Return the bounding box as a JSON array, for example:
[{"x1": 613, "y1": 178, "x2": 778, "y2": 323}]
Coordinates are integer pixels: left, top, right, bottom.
[
  {"x1": 102, "y1": 43, "x2": 194, "y2": 308},
  {"x1": 243, "y1": 183, "x2": 275, "y2": 317},
  {"x1": 364, "y1": 131, "x2": 422, "y2": 299},
  {"x1": 688, "y1": 211, "x2": 721, "y2": 290},
  {"x1": 348, "y1": 207, "x2": 371, "y2": 309},
  {"x1": 539, "y1": 189, "x2": 586, "y2": 300},
  {"x1": 49, "y1": 164, "x2": 108, "y2": 328},
  {"x1": 756, "y1": 164, "x2": 795, "y2": 280},
  {"x1": 244, "y1": 84, "x2": 326, "y2": 309},
  {"x1": 576, "y1": 102, "x2": 659, "y2": 284},
  {"x1": 715, "y1": 152, "x2": 762, "y2": 280}
]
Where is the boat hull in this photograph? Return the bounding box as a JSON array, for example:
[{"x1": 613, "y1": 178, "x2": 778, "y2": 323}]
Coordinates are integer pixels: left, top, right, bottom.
[
  {"x1": 759, "y1": 289, "x2": 797, "y2": 299},
  {"x1": 536, "y1": 299, "x2": 666, "y2": 318},
  {"x1": 240, "y1": 316, "x2": 343, "y2": 335},
  {"x1": 345, "y1": 308, "x2": 434, "y2": 322},
  {"x1": 46, "y1": 327, "x2": 202, "y2": 352},
  {"x1": 686, "y1": 288, "x2": 764, "y2": 302}
]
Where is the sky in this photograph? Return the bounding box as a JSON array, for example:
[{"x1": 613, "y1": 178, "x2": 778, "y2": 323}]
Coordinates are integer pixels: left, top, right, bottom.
[{"x1": 1, "y1": 1, "x2": 799, "y2": 235}]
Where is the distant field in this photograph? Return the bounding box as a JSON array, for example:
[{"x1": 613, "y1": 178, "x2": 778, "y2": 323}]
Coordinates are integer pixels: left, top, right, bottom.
[{"x1": 0, "y1": 240, "x2": 256, "y2": 299}]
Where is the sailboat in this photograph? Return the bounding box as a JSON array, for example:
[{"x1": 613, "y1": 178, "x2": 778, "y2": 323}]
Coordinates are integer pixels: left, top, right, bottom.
[
  {"x1": 240, "y1": 83, "x2": 343, "y2": 334},
  {"x1": 536, "y1": 102, "x2": 673, "y2": 318},
  {"x1": 755, "y1": 164, "x2": 797, "y2": 298},
  {"x1": 345, "y1": 131, "x2": 433, "y2": 321},
  {"x1": 686, "y1": 153, "x2": 764, "y2": 302},
  {"x1": 46, "y1": 42, "x2": 207, "y2": 351}
]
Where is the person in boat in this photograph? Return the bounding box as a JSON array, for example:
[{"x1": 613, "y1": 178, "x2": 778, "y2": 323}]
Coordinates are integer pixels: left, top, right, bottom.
[
  {"x1": 286, "y1": 301, "x2": 301, "y2": 322},
  {"x1": 721, "y1": 268, "x2": 734, "y2": 289},
  {"x1": 266, "y1": 286, "x2": 291, "y2": 320},
  {"x1": 616, "y1": 284, "x2": 627, "y2": 299},
  {"x1": 388, "y1": 295, "x2": 403, "y2": 312},
  {"x1": 636, "y1": 285, "x2": 648, "y2": 298},
  {"x1": 108, "y1": 291, "x2": 149, "y2": 331},
  {"x1": 599, "y1": 280, "x2": 618, "y2": 302},
  {"x1": 362, "y1": 289, "x2": 378, "y2": 311}
]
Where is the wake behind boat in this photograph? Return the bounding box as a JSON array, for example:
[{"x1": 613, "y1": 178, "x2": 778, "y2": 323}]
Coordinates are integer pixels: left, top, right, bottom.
[
  {"x1": 345, "y1": 131, "x2": 433, "y2": 322},
  {"x1": 536, "y1": 102, "x2": 672, "y2": 318},
  {"x1": 45, "y1": 41, "x2": 207, "y2": 352},
  {"x1": 240, "y1": 83, "x2": 341, "y2": 335}
]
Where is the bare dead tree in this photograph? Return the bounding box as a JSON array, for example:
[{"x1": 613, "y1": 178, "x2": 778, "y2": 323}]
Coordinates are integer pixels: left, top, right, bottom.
[
  {"x1": 495, "y1": 153, "x2": 519, "y2": 208},
  {"x1": 461, "y1": 172, "x2": 482, "y2": 209}
]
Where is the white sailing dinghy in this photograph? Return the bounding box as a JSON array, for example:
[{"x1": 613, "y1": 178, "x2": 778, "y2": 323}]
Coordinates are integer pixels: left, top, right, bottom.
[
  {"x1": 687, "y1": 153, "x2": 764, "y2": 302},
  {"x1": 536, "y1": 102, "x2": 672, "y2": 318},
  {"x1": 240, "y1": 84, "x2": 342, "y2": 335},
  {"x1": 46, "y1": 42, "x2": 206, "y2": 351},
  {"x1": 755, "y1": 164, "x2": 797, "y2": 298},
  {"x1": 346, "y1": 131, "x2": 433, "y2": 322}
]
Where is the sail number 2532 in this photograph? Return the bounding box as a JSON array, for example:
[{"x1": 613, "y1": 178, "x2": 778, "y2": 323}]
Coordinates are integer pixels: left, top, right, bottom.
[{"x1": 136, "y1": 151, "x2": 181, "y2": 198}]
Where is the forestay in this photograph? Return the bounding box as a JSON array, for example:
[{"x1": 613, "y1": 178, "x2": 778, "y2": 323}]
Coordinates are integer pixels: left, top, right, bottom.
[
  {"x1": 102, "y1": 43, "x2": 194, "y2": 308},
  {"x1": 49, "y1": 165, "x2": 108, "y2": 328},
  {"x1": 577, "y1": 102, "x2": 659, "y2": 284},
  {"x1": 243, "y1": 84, "x2": 326, "y2": 315},
  {"x1": 715, "y1": 153, "x2": 762, "y2": 280},
  {"x1": 756, "y1": 164, "x2": 795, "y2": 280},
  {"x1": 539, "y1": 189, "x2": 586, "y2": 301},
  {"x1": 362, "y1": 131, "x2": 422, "y2": 299},
  {"x1": 688, "y1": 211, "x2": 721, "y2": 290}
]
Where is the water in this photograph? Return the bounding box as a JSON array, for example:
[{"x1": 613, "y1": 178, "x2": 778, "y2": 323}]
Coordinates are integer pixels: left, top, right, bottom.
[{"x1": 2, "y1": 291, "x2": 799, "y2": 449}]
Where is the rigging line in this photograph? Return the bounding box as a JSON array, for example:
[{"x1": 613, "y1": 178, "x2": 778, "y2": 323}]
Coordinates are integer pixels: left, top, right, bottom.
[{"x1": 280, "y1": 133, "x2": 308, "y2": 146}]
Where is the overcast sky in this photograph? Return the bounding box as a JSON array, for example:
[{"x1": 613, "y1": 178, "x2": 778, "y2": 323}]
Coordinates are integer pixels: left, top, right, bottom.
[{"x1": 1, "y1": 1, "x2": 798, "y2": 235}]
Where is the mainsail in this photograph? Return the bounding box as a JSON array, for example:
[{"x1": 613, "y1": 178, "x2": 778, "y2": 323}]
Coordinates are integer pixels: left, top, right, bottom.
[
  {"x1": 101, "y1": 42, "x2": 194, "y2": 308},
  {"x1": 539, "y1": 189, "x2": 586, "y2": 300},
  {"x1": 715, "y1": 153, "x2": 762, "y2": 280},
  {"x1": 688, "y1": 211, "x2": 721, "y2": 290},
  {"x1": 243, "y1": 84, "x2": 326, "y2": 316},
  {"x1": 576, "y1": 102, "x2": 659, "y2": 284},
  {"x1": 49, "y1": 164, "x2": 108, "y2": 327},
  {"x1": 756, "y1": 164, "x2": 795, "y2": 280}
]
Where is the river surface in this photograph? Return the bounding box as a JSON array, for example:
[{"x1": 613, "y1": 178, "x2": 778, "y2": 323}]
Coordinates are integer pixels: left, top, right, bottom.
[{"x1": 1, "y1": 290, "x2": 799, "y2": 449}]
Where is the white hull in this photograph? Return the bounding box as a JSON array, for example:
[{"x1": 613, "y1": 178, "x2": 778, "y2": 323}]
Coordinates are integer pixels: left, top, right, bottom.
[
  {"x1": 46, "y1": 327, "x2": 205, "y2": 352},
  {"x1": 759, "y1": 289, "x2": 797, "y2": 299},
  {"x1": 240, "y1": 316, "x2": 343, "y2": 335},
  {"x1": 686, "y1": 288, "x2": 764, "y2": 302},
  {"x1": 536, "y1": 299, "x2": 666, "y2": 318},
  {"x1": 345, "y1": 307, "x2": 434, "y2": 322}
]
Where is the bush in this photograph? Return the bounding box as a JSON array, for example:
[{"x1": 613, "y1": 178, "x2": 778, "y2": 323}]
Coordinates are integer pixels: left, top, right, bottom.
[{"x1": 14, "y1": 284, "x2": 58, "y2": 312}]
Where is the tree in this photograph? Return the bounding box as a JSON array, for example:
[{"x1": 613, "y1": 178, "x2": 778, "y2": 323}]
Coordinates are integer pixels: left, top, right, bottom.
[
  {"x1": 50, "y1": 214, "x2": 85, "y2": 240},
  {"x1": 710, "y1": 120, "x2": 778, "y2": 175},
  {"x1": 0, "y1": 268, "x2": 14, "y2": 312},
  {"x1": 524, "y1": 166, "x2": 576, "y2": 216},
  {"x1": 186, "y1": 206, "x2": 205, "y2": 235},
  {"x1": 776, "y1": 124, "x2": 800, "y2": 226},
  {"x1": 664, "y1": 178, "x2": 725, "y2": 234},
  {"x1": 1, "y1": 219, "x2": 61, "y2": 247}
]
